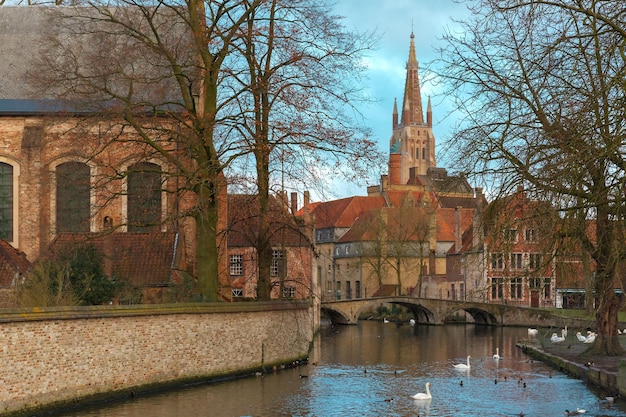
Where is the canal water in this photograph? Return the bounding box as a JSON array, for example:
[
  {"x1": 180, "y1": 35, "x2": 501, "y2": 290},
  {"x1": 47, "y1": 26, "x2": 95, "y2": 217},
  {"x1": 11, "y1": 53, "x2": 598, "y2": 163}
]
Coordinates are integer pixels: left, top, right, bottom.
[{"x1": 53, "y1": 322, "x2": 626, "y2": 417}]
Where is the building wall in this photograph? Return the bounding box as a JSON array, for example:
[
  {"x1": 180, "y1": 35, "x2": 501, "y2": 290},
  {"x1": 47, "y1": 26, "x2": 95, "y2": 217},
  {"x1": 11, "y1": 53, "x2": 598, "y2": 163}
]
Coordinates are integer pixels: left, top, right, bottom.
[
  {"x1": 0, "y1": 303, "x2": 314, "y2": 416},
  {"x1": 0, "y1": 116, "x2": 192, "y2": 262}
]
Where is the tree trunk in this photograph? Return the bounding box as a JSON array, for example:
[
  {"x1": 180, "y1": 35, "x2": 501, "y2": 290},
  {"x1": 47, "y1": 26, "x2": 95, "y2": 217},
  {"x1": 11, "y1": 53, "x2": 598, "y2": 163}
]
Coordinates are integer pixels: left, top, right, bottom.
[
  {"x1": 195, "y1": 183, "x2": 220, "y2": 301},
  {"x1": 587, "y1": 207, "x2": 625, "y2": 355}
]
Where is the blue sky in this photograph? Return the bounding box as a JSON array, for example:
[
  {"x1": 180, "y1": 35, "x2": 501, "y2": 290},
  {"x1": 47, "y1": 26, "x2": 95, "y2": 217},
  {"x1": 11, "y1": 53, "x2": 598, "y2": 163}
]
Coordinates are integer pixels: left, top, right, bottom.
[{"x1": 330, "y1": 0, "x2": 471, "y2": 198}]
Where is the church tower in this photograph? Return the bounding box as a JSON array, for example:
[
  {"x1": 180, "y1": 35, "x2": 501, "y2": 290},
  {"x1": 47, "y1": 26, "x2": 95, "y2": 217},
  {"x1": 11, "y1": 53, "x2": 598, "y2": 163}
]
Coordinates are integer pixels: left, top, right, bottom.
[{"x1": 388, "y1": 32, "x2": 436, "y2": 185}]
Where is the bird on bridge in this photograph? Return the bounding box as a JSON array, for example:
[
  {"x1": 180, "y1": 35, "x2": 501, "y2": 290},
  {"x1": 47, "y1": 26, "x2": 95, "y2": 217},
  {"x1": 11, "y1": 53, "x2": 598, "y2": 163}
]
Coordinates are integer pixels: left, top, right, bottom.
[{"x1": 453, "y1": 355, "x2": 471, "y2": 370}]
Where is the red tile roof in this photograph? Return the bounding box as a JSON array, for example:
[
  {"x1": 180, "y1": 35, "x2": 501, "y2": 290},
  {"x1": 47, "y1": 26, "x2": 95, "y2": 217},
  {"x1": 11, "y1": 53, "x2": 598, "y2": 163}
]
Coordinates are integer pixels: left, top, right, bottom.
[
  {"x1": 310, "y1": 196, "x2": 387, "y2": 229},
  {"x1": 227, "y1": 194, "x2": 312, "y2": 247},
  {"x1": 43, "y1": 232, "x2": 181, "y2": 286},
  {"x1": 0, "y1": 240, "x2": 31, "y2": 287},
  {"x1": 436, "y1": 208, "x2": 475, "y2": 241}
]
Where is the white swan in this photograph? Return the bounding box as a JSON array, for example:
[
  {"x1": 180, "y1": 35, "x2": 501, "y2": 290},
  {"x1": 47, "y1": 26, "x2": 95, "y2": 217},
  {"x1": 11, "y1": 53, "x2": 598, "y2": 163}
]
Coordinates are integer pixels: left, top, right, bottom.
[
  {"x1": 412, "y1": 382, "x2": 432, "y2": 400},
  {"x1": 550, "y1": 332, "x2": 565, "y2": 343},
  {"x1": 409, "y1": 319, "x2": 416, "y2": 325},
  {"x1": 383, "y1": 318, "x2": 389, "y2": 323},
  {"x1": 493, "y1": 347, "x2": 501, "y2": 360},
  {"x1": 576, "y1": 332, "x2": 587, "y2": 342},
  {"x1": 562, "y1": 326, "x2": 568, "y2": 338},
  {"x1": 453, "y1": 355, "x2": 471, "y2": 369},
  {"x1": 584, "y1": 332, "x2": 596, "y2": 344},
  {"x1": 528, "y1": 328, "x2": 538, "y2": 337}
]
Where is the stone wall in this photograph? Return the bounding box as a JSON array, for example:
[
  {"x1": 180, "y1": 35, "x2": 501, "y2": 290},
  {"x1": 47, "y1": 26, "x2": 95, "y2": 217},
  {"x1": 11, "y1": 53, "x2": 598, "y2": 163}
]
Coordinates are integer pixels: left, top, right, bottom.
[{"x1": 0, "y1": 302, "x2": 314, "y2": 416}]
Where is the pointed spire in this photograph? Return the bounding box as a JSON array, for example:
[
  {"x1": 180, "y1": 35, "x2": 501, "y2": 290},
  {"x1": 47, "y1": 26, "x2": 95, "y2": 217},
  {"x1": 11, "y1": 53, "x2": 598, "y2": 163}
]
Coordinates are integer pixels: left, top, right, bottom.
[
  {"x1": 427, "y1": 95, "x2": 432, "y2": 127},
  {"x1": 408, "y1": 31, "x2": 417, "y2": 65},
  {"x1": 400, "y1": 31, "x2": 423, "y2": 126},
  {"x1": 392, "y1": 97, "x2": 398, "y2": 128}
]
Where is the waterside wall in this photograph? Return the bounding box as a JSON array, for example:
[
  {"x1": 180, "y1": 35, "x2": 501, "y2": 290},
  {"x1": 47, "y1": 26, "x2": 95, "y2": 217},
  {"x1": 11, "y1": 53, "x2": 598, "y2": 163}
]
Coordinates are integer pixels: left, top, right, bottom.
[
  {"x1": 517, "y1": 342, "x2": 626, "y2": 398},
  {"x1": 0, "y1": 301, "x2": 315, "y2": 416}
]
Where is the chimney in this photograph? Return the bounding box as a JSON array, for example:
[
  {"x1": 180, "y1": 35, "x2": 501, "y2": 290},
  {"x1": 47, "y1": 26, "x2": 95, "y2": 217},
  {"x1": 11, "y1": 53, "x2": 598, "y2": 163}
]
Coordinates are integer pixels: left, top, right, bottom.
[
  {"x1": 455, "y1": 206, "x2": 462, "y2": 253},
  {"x1": 304, "y1": 191, "x2": 310, "y2": 210},
  {"x1": 290, "y1": 192, "x2": 298, "y2": 214}
]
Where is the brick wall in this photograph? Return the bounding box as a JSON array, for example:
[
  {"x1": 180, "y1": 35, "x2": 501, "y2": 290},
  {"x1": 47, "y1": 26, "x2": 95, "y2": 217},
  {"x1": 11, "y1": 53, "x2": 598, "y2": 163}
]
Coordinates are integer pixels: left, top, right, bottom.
[{"x1": 0, "y1": 302, "x2": 314, "y2": 416}]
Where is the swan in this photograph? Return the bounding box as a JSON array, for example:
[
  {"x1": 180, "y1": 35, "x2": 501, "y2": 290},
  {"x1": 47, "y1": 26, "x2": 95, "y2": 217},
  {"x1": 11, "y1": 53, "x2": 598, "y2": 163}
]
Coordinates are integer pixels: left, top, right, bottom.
[
  {"x1": 584, "y1": 332, "x2": 596, "y2": 344},
  {"x1": 576, "y1": 332, "x2": 587, "y2": 342},
  {"x1": 453, "y1": 355, "x2": 471, "y2": 369},
  {"x1": 562, "y1": 326, "x2": 568, "y2": 338},
  {"x1": 412, "y1": 382, "x2": 432, "y2": 400},
  {"x1": 409, "y1": 319, "x2": 416, "y2": 325},
  {"x1": 528, "y1": 328, "x2": 538, "y2": 337},
  {"x1": 493, "y1": 347, "x2": 501, "y2": 360},
  {"x1": 383, "y1": 318, "x2": 389, "y2": 323},
  {"x1": 550, "y1": 332, "x2": 565, "y2": 343}
]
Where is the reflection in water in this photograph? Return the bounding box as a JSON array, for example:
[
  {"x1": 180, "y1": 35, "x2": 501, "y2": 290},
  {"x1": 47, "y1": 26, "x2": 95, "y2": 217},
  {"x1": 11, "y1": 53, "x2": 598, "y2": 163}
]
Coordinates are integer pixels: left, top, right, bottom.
[{"x1": 52, "y1": 322, "x2": 626, "y2": 417}]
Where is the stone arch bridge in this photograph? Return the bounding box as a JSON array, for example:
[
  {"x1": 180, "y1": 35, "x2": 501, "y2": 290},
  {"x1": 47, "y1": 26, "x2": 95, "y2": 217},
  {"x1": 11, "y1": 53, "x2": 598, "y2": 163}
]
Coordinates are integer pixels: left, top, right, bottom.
[{"x1": 321, "y1": 296, "x2": 570, "y2": 327}]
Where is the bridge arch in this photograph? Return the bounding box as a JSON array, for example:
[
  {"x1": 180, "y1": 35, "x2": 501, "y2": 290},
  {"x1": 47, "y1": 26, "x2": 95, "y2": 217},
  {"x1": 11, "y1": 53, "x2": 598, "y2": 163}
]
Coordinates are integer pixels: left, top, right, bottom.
[
  {"x1": 320, "y1": 306, "x2": 352, "y2": 325},
  {"x1": 443, "y1": 306, "x2": 499, "y2": 326},
  {"x1": 387, "y1": 301, "x2": 437, "y2": 324}
]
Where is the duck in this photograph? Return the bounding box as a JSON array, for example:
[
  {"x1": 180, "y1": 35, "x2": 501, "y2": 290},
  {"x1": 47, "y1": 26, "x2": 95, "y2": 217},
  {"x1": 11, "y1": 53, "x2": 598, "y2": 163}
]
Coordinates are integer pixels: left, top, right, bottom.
[
  {"x1": 527, "y1": 328, "x2": 538, "y2": 337},
  {"x1": 493, "y1": 347, "x2": 501, "y2": 360},
  {"x1": 453, "y1": 355, "x2": 471, "y2": 370},
  {"x1": 564, "y1": 408, "x2": 586, "y2": 415},
  {"x1": 576, "y1": 332, "x2": 587, "y2": 342},
  {"x1": 412, "y1": 382, "x2": 432, "y2": 400},
  {"x1": 551, "y1": 332, "x2": 565, "y2": 343}
]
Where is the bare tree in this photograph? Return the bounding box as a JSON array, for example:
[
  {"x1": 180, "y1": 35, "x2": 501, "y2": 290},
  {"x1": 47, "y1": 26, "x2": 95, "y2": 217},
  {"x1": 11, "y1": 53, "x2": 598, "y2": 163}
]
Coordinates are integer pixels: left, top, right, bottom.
[
  {"x1": 33, "y1": 1, "x2": 264, "y2": 301},
  {"x1": 227, "y1": 0, "x2": 380, "y2": 300},
  {"x1": 438, "y1": 0, "x2": 626, "y2": 354},
  {"x1": 386, "y1": 205, "x2": 434, "y2": 297}
]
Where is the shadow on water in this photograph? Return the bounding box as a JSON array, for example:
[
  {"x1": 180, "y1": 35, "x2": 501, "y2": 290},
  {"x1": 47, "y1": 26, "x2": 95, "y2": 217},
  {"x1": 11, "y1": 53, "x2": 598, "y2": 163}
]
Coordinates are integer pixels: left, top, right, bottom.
[{"x1": 51, "y1": 321, "x2": 626, "y2": 417}]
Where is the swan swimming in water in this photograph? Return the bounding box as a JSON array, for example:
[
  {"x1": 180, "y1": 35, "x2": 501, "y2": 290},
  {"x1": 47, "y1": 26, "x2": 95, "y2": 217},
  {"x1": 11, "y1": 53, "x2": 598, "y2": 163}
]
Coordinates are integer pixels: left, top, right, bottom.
[
  {"x1": 576, "y1": 332, "x2": 587, "y2": 342},
  {"x1": 493, "y1": 348, "x2": 501, "y2": 360},
  {"x1": 409, "y1": 319, "x2": 416, "y2": 325},
  {"x1": 453, "y1": 355, "x2": 471, "y2": 369},
  {"x1": 412, "y1": 382, "x2": 432, "y2": 400}
]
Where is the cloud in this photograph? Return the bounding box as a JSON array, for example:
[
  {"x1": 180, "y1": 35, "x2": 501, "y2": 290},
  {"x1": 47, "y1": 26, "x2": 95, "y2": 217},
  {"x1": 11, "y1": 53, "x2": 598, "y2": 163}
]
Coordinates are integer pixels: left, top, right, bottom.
[{"x1": 331, "y1": 0, "x2": 470, "y2": 195}]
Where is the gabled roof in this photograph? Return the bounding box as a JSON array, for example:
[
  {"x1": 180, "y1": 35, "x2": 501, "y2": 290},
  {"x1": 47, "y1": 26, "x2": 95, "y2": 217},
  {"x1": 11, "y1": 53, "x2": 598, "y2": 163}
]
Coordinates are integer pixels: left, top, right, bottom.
[
  {"x1": 227, "y1": 194, "x2": 311, "y2": 247},
  {"x1": 43, "y1": 232, "x2": 181, "y2": 286},
  {"x1": 436, "y1": 208, "x2": 474, "y2": 242},
  {"x1": 310, "y1": 196, "x2": 386, "y2": 229},
  {"x1": 384, "y1": 190, "x2": 427, "y2": 208},
  {"x1": 0, "y1": 240, "x2": 31, "y2": 287}
]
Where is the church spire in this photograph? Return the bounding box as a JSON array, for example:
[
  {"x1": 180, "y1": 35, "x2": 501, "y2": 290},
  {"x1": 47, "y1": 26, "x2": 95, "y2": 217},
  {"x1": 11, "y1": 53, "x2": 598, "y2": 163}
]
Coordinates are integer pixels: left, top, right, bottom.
[
  {"x1": 392, "y1": 97, "x2": 398, "y2": 128},
  {"x1": 400, "y1": 31, "x2": 424, "y2": 126}
]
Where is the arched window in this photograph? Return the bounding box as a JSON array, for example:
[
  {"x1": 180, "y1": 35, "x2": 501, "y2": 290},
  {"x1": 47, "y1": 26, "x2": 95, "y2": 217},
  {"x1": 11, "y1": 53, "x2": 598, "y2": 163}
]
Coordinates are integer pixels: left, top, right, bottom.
[
  {"x1": 0, "y1": 162, "x2": 13, "y2": 240},
  {"x1": 56, "y1": 161, "x2": 90, "y2": 232},
  {"x1": 127, "y1": 162, "x2": 162, "y2": 232}
]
